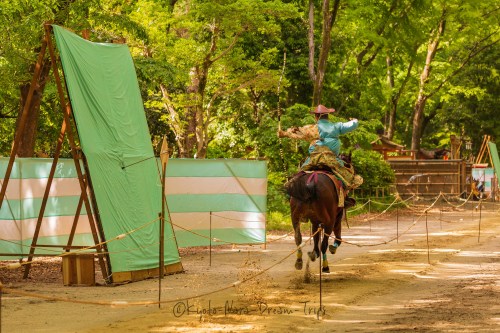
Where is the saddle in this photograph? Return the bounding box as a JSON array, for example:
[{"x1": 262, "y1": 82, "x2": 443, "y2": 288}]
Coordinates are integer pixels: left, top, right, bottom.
[{"x1": 302, "y1": 170, "x2": 346, "y2": 208}]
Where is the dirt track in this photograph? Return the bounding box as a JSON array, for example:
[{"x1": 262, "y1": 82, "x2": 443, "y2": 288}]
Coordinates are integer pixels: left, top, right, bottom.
[{"x1": 1, "y1": 202, "x2": 499, "y2": 332}]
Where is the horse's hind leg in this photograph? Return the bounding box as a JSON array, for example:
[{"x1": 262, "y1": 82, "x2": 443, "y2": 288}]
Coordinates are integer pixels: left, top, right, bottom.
[
  {"x1": 308, "y1": 222, "x2": 320, "y2": 262},
  {"x1": 321, "y1": 225, "x2": 333, "y2": 273},
  {"x1": 329, "y1": 209, "x2": 344, "y2": 254}
]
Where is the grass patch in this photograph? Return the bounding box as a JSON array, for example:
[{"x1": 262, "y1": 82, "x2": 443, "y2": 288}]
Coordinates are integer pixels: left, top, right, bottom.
[{"x1": 266, "y1": 211, "x2": 293, "y2": 232}]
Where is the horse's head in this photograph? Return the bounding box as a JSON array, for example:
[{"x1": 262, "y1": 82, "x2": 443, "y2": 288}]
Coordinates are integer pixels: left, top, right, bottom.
[{"x1": 339, "y1": 152, "x2": 352, "y2": 166}]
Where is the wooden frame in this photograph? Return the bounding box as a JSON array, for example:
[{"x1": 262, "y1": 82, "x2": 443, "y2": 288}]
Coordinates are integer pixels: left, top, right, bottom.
[{"x1": 0, "y1": 24, "x2": 111, "y2": 283}]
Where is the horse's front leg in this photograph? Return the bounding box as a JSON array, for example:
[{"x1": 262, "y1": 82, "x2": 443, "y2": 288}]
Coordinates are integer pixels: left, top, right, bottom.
[
  {"x1": 291, "y1": 201, "x2": 303, "y2": 270},
  {"x1": 308, "y1": 222, "x2": 320, "y2": 262}
]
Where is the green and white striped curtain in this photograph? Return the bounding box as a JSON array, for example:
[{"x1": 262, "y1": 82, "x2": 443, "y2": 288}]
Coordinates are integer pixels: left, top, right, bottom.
[
  {"x1": 0, "y1": 159, "x2": 93, "y2": 259},
  {"x1": 0, "y1": 158, "x2": 267, "y2": 260},
  {"x1": 165, "y1": 159, "x2": 267, "y2": 247}
]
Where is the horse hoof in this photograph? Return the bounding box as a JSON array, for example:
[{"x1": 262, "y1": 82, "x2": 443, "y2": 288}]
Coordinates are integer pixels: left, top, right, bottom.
[
  {"x1": 328, "y1": 244, "x2": 337, "y2": 254},
  {"x1": 307, "y1": 251, "x2": 317, "y2": 262},
  {"x1": 322, "y1": 266, "x2": 330, "y2": 273},
  {"x1": 295, "y1": 259, "x2": 303, "y2": 270}
]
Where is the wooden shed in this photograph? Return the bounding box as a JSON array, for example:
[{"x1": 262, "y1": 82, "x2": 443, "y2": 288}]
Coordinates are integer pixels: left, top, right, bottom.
[{"x1": 371, "y1": 136, "x2": 416, "y2": 160}]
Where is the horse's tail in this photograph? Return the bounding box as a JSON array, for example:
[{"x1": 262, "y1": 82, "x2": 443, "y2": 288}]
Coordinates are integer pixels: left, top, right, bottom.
[{"x1": 284, "y1": 172, "x2": 317, "y2": 202}]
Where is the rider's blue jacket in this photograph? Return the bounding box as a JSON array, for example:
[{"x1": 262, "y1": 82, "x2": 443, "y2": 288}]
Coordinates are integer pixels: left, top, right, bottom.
[{"x1": 306, "y1": 118, "x2": 358, "y2": 166}]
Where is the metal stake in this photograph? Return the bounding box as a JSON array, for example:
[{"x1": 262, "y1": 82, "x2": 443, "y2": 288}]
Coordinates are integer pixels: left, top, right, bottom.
[
  {"x1": 396, "y1": 206, "x2": 399, "y2": 244},
  {"x1": 478, "y1": 200, "x2": 482, "y2": 243},
  {"x1": 210, "y1": 211, "x2": 212, "y2": 267},
  {"x1": 319, "y1": 226, "x2": 323, "y2": 315},
  {"x1": 425, "y1": 211, "x2": 430, "y2": 264}
]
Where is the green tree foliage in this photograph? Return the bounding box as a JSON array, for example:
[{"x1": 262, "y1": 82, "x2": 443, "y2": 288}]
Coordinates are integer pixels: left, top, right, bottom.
[
  {"x1": 0, "y1": 0, "x2": 498, "y2": 213},
  {"x1": 351, "y1": 149, "x2": 395, "y2": 192}
]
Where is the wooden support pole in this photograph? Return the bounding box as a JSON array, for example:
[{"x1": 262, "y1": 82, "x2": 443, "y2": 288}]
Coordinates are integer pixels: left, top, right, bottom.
[
  {"x1": 24, "y1": 88, "x2": 76, "y2": 276},
  {"x1": 66, "y1": 193, "x2": 85, "y2": 251},
  {"x1": 81, "y1": 153, "x2": 111, "y2": 279},
  {"x1": 158, "y1": 212, "x2": 163, "y2": 308},
  {"x1": 25, "y1": 24, "x2": 110, "y2": 282},
  {"x1": 159, "y1": 136, "x2": 168, "y2": 307},
  {"x1": 476, "y1": 135, "x2": 489, "y2": 164},
  {"x1": 0, "y1": 39, "x2": 48, "y2": 210}
]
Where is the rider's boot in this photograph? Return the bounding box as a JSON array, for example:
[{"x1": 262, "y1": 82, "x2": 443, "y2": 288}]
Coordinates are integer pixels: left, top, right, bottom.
[{"x1": 344, "y1": 196, "x2": 356, "y2": 209}]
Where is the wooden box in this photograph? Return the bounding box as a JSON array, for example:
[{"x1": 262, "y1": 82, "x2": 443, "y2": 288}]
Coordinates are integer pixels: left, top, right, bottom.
[{"x1": 62, "y1": 253, "x2": 95, "y2": 286}]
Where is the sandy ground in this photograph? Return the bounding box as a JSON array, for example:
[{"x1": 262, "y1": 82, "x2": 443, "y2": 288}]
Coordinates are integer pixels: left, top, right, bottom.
[{"x1": 1, "y1": 201, "x2": 499, "y2": 333}]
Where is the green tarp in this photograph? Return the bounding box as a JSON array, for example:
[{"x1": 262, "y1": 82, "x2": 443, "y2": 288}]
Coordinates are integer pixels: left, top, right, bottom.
[
  {"x1": 488, "y1": 142, "x2": 500, "y2": 181},
  {"x1": 52, "y1": 25, "x2": 180, "y2": 273}
]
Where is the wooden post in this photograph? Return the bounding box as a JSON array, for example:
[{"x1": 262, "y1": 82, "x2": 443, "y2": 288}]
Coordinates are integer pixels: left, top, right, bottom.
[
  {"x1": 159, "y1": 136, "x2": 168, "y2": 308},
  {"x1": 158, "y1": 212, "x2": 163, "y2": 308},
  {"x1": 461, "y1": 160, "x2": 467, "y2": 196}
]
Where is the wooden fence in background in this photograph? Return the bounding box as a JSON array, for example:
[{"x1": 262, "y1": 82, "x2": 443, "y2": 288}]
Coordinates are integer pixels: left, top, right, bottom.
[{"x1": 388, "y1": 160, "x2": 471, "y2": 197}]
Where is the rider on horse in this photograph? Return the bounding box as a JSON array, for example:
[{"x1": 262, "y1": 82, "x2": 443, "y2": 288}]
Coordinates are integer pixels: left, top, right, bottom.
[{"x1": 278, "y1": 104, "x2": 363, "y2": 208}]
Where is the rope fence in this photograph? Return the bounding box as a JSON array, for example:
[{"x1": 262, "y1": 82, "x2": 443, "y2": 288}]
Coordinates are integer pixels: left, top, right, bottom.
[
  {"x1": 1, "y1": 190, "x2": 495, "y2": 268},
  {"x1": 0, "y1": 190, "x2": 497, "y2": 313},
  {"x1": 0, "y1": 229, "x2": 320, "y2": 308}
]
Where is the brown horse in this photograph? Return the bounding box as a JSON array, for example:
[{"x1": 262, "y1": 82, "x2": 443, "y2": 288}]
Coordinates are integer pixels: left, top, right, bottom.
[{"x1": 285, "y1": 171, "x2": 344, "y2": 273}]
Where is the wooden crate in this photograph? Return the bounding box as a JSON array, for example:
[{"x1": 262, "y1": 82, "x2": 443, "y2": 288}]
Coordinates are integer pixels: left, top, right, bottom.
[{"x1": 62, "y1": 253, "x2": 95, "y2": 286}]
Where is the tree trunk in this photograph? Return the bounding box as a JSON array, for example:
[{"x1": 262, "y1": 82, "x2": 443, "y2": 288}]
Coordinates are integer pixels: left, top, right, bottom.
[
  {"x1": 310, "y1": 0, "x2": 341, "y2": 106},
  {"x1": 410, "y1": 9, "x2": 446, "y2": 151},
  {"x1": 191, "y1": 22, "x2": 241, "y2": 158},
  {"x1": 385, "y1": 55, "x2": 395, "y2": 139},
  {"x1": 307, "y1": 0, "x2": 316, "y2": 83},
  {"x1": 356, "y1": 0, "x2": 396, "y2": 71},
  {"x1": 15, "y1": 57, "x2": 51, "y2": 157},
  {"x1": 385, "y1": 52, "x2": 415, "y2": 140},
  {"x1": 186, "y1": 67, "x2": 201, "y2": 158},
  {"x1": 160, "y1": 84, "x2": 188, "y2": 158},
  {"x1": 411, "y1": 94, "x2": 427, "y2": 151}
]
